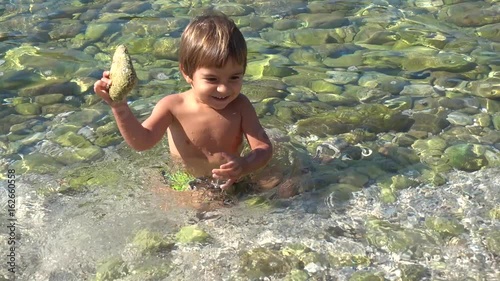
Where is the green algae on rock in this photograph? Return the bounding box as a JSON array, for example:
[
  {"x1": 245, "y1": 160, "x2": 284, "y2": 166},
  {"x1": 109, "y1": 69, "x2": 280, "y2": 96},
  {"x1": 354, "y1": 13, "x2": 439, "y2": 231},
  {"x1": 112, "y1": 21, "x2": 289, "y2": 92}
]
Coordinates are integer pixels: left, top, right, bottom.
[
  {"x1": 94, "y1": 256, "x2": 129, "y2": 281},
  {"x1": 109, "y1": 45, "x2": 138, "y2": 102},
  {"x1": 131, "y1": 229, "x2": 174, "y2": 255},
  {"x1": 175, "y1": 225, "x2": 210, "y2": 244}
]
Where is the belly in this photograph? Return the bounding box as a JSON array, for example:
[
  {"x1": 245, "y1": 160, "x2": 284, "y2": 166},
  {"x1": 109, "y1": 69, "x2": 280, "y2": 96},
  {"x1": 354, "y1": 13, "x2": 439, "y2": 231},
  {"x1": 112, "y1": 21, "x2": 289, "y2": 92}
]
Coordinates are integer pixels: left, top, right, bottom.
[{"x1": 167, "y1": 127, "x2": 243, "y2": 177}]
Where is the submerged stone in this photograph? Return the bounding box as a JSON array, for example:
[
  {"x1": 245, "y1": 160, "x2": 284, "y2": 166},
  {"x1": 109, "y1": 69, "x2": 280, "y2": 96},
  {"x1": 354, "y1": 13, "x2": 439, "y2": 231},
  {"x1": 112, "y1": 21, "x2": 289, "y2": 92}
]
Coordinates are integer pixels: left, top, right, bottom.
[
  {"x1": 273, "y1": 19, "x2": 302, "y2": 31},
  {"x1": 444, "y1": 143, "x2": 489, "y2": 171},
  {"x1": 18, "y1": 79, "x2": 79, "y2": 97},
  {"x1": 344, "y1": 86, "x2": 391, "y2": 104},
  {"x1": 398, "y1": 25, "x2": 450, "y2": 49},
  {"x1": 61, "y1": 165, "x2": 123, "y2": 194},
  {"x1": 410, "y1": 110, "x2": 450, "y2": 134},
  {"x1": 284, "y1": 269, "x2": 309, "y2": 281},
  {"x1": 365, "y1": 219, "x2": 440, "y2": 255},
  {"x1": 14, "y1": 103, "x2": 41, "y2": 116},
  {"x1": 402, "y1": 52, "x2": 476, "y2": 73},
  {"x1": 295, "y1": 104, "x2": 412, "y2": 137},
  {"x1": 469, "y1": 77, "x2": 500, "y2": 99},
  {"x1": 420, "y1": 170, "x2": 446, "y2": 186},
  {"x1": 288, "y1": 48, "x2": 324, "y2": 67},
  {"x1": 94, "y1": 134, "x2": 122, "y2": 147},
  {"x1": 328, "y1": 252, "x2": 371, "y2": 267},
  {"x1": 348, "y1": 271, "x2": 385, "y2": 281},
  {"x1": 446, "y1": 111, "x2": 474, "y2": 126},
  {"x1": 244, "y1": 196, "x2": 271, "y2": 209},
  {"x1": 54, "y1": 131, "x2": 92, "y2": 148},
  {"x1": 322, "y1": 183, "x2": 362, "y2": 203},
  {"x1": 239, "y1": 247, "x2": 299, "y2": 279},
  {"x1": 85, "y1": 23, "x2": 112, "y2": 41},
  {"x1": 246, "y1": 55, "x2": 296, "y2": 79},
  {"x1": 493, "y1": 114, "x2": 500, "y2": 130},
  {"x1": 438, "y1": 2, "x2": 500, "y2": 27},
  {"x1": 399, "y1": 263, "x2": 430, "y2": 281},
  {"x1": 49, "y1": 21, "x2": 84, "y2": 40},
  {"x1": 486, "y1": 231, "x2": 500, "y2": 256},
  {"x1": 109, "y1": 45, "x2": 138, "y2": 102},
  {"x1": 175, "y1": 225, "x2": 210, "y2": 244},
  {"x1": 41, "y1": 103, "x2": 78, "y2": 115},
  {"x1": 379, "y1": 186, "x2": 397, "y2": 203},
  {"x1": 11, "y1": 153, "x2": 64, "y2": 174},
  {"x1": 400, "y1": 84, "x2": 441, "y2": 98},
  {"x1": 217, "y1": 3, "x2": 254, "y2": 16},
  {"x1": 242, "y1": 84, "x2": 287, "y2": 103},
  {"x1": 94, "y1": 257, "x2": 129, "y2": 281},
  {"x1": 152, "y1": 37, "x2": 180, "y2": 60},
  {"x1": 412, "y1": 137, "x2": 448, "y2": 152},
  {"x1": 489, "y1": 207, "x2": 500, "y2": 220},
  {"x1": 358, "y1": 73, "x2": 408, "y2": 94},
  {"x1": 476, "y1": 23, "x2": 500, "y2": 43},
  {"x1": 425, "y1": 216, "x2": 466, "y2": 238},
  {"x1": 34, "y1": 93, "x2": 65, "y2": 105},
  {"x1": 473, "y1": 113, "x2": 491, "y2": 127},
  {"x1": 131, "y1": 229, "x2": 174, "y2": 255},
  {"x1": 381, "y1": 175, "x2": 420, "y2": 191},
  {"x1": 122, "y1": 36, "x2": 155, "y2": 55}
]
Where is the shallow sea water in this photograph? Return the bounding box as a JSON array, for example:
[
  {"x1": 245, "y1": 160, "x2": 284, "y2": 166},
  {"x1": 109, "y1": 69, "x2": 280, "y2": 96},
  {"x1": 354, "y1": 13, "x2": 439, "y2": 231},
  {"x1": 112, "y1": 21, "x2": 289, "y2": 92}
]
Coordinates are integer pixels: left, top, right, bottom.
[{"x1": 0, "y1": 0, "x2": 499, "y2": 280}]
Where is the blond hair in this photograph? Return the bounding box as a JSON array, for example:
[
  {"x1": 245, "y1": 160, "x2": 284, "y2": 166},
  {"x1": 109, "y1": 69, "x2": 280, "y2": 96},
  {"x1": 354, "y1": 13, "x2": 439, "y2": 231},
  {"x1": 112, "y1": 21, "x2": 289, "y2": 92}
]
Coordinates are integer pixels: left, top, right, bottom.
[{"x1": 179, "y1": 11, "x2": 247, "y2": 78}]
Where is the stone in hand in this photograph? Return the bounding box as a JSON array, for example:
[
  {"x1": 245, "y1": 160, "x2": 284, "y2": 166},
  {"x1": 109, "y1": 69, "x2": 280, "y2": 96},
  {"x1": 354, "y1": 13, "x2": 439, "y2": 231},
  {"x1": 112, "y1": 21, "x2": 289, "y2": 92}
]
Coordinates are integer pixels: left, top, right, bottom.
[{"x1": 109, "y1": 45, "x2": 138, "y2": 102}]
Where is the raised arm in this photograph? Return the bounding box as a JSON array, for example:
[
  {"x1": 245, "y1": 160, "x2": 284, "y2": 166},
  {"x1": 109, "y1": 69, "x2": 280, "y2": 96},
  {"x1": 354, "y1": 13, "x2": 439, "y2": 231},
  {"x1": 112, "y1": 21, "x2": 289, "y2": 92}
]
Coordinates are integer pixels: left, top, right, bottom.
[
  {"x1": 94, "y1": 72, "x2": 173, "y2": 151},
  {"x1": 112, "y1": 98, "x2": 173, "y2": 151}
]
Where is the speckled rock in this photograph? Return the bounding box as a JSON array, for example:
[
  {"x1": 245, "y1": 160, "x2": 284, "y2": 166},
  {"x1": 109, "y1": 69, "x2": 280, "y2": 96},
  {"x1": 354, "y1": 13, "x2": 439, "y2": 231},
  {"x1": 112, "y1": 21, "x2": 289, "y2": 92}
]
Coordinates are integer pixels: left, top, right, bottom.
[{"x1": 109, "y1": 45, "x2": 138, "y2": 102}]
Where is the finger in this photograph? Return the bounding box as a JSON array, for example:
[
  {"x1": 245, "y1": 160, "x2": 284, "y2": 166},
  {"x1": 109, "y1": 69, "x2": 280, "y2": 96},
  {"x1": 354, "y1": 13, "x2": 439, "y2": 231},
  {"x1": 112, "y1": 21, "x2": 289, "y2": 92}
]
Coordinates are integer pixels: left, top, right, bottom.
[
  {"x1": 220, "y1": 152, "x2": 236, "y2": 162},
  {"x1": 219, "y1": 161, "x2": 236, "y2": 170},
  {"x1": 103, "y1": 71, "x2": 110, "y2": 78},
  {"x1": 220, "y1": 178, "x2": 236, "y2": 190},
  {"x1": 212, "y1": 168, "x2": 231, "y2": 179},
  {"x1": 95, "y1": 81, "x2": 109, "y2": 93},
  {"x1": 93, "y1": 81, "x2": 105, "y2": 93},
  {"x1": 101, "y1": 77, "x2": 112, "y2": 86}
]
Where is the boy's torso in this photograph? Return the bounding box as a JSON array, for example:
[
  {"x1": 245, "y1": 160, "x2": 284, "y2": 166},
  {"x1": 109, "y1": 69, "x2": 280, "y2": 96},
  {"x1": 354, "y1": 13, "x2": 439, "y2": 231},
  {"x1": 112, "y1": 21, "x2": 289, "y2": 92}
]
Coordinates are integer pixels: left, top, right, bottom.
[{"x1": 166, "y1": 94, "x2": 244, "y2": 176}]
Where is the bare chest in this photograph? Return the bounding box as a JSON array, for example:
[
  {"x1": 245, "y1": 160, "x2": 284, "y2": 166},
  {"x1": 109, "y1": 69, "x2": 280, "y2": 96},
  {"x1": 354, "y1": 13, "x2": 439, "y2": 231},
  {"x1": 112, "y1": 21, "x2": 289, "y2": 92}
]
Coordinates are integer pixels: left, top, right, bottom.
[{"x1": 169, "y1": 109, "x2": 243, "y2": 154}]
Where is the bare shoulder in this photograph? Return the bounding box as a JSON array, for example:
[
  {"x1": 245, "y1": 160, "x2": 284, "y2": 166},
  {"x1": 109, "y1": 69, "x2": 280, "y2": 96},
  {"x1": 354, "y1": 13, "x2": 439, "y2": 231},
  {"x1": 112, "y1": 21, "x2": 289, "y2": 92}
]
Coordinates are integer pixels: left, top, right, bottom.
[
  {"x1": 232, "y1": 94, "x2": 262, "y2": 128},
  {"x1": 231, "y1": 94, "x2": 254, "y2": 112},
  {"x1": 157, "y1": 93, "x2": 183, "y2": 107},
  {"x1": 152, "y1": 93, "x2": 184, "y2": 114},
  {"x1": 145, "y1": 93, "x2": 184, "y2": 124}
]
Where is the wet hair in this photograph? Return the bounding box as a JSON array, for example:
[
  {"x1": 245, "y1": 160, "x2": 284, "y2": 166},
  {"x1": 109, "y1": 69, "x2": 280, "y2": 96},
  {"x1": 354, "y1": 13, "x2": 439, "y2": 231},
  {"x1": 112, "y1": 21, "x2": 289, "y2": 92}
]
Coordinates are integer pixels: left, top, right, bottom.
[{"x1": 179, "y1": 11, "x2": 247, "y2": 78}]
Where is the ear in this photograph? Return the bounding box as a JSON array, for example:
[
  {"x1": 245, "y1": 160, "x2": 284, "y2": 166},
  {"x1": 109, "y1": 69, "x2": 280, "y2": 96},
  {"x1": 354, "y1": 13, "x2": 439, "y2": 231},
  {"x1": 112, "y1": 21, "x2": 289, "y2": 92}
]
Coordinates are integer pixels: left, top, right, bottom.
[{"x1": 180, "y1": 65, "x2": 192, "y2": 84}]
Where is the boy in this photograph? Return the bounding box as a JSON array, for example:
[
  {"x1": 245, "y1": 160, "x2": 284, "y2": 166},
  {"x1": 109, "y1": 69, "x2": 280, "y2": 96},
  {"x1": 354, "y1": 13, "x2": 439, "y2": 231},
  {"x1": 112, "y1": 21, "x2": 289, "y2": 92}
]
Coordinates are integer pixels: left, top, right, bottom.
[{"x1": 94, "y1": 12, "x2": 273, "y2": 190}]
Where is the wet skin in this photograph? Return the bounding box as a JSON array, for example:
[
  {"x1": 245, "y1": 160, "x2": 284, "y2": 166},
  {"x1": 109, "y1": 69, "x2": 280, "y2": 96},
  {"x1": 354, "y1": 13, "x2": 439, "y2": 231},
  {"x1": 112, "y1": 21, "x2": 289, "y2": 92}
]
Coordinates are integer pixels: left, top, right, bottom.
[{"x1": 94, "y1": 59, "x2": 273, "y2": 189}]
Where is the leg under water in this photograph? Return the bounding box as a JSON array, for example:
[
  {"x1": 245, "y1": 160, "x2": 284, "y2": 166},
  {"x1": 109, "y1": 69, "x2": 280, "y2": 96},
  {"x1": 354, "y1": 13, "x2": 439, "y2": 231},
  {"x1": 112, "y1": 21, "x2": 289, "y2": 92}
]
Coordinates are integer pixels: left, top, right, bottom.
[{"x1": 151, "y1": 137, "x2": 316, "y2": 211}]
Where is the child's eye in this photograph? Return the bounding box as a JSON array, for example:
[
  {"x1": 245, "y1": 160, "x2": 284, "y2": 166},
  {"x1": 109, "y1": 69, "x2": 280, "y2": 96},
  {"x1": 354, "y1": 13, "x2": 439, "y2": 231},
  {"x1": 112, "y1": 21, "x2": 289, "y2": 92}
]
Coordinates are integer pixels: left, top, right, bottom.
[
  {"x1": 231, "y1": 76, "x2": 241, "y2": 80},
  {"x1": 205, "y1": 77, "x2": 217, "y2": 82}
]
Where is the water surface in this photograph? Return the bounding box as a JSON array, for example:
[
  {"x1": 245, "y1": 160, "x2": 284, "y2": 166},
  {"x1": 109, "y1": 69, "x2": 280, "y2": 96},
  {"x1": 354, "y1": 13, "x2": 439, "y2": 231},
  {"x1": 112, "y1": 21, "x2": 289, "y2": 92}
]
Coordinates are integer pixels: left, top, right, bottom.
[{"x1": 0, "y1": 0, "x2": 499, "y2": 280}]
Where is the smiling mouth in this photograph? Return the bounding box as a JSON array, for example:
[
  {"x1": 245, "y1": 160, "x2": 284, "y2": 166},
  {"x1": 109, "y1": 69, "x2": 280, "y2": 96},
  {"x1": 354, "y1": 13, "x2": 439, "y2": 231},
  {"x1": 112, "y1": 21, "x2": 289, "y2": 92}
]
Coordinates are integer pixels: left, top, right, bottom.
[{"x1": 212, "y1": 95, "x2": 229, "y2": 100}]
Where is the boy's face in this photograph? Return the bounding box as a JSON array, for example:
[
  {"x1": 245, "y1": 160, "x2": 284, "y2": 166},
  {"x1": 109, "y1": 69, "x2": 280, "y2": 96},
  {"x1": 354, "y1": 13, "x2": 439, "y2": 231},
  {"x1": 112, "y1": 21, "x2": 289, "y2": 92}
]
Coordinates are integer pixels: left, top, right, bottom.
[{"x1": 183, "y1": 58, "x2": 244, "y2": 110}]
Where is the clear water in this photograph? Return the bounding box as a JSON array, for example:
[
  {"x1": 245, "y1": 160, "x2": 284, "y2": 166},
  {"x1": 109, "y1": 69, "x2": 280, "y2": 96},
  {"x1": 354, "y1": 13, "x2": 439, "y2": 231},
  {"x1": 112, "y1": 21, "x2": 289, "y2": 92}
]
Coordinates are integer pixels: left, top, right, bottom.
[{"x1": 0, "y1": 0, "x2": 499, "y2": 280}]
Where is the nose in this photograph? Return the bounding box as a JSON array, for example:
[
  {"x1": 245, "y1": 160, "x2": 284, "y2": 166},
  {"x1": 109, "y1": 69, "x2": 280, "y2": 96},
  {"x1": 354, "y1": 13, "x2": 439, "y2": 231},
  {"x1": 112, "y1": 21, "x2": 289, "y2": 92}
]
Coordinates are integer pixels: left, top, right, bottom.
[{"x1": 217, "y1": 82, "x2": 229, "y2": 94}]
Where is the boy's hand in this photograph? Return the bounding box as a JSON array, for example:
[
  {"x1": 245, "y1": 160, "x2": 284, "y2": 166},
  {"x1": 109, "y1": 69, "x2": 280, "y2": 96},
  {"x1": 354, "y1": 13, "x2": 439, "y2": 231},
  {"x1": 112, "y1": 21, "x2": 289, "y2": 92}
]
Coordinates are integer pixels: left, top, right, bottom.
[
  {"x1": 93, "y1": 71, "x2": 126, "y2": 107},
  {"x1": 212, "y1": 152, "x2": 245, "y2": 190}
]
